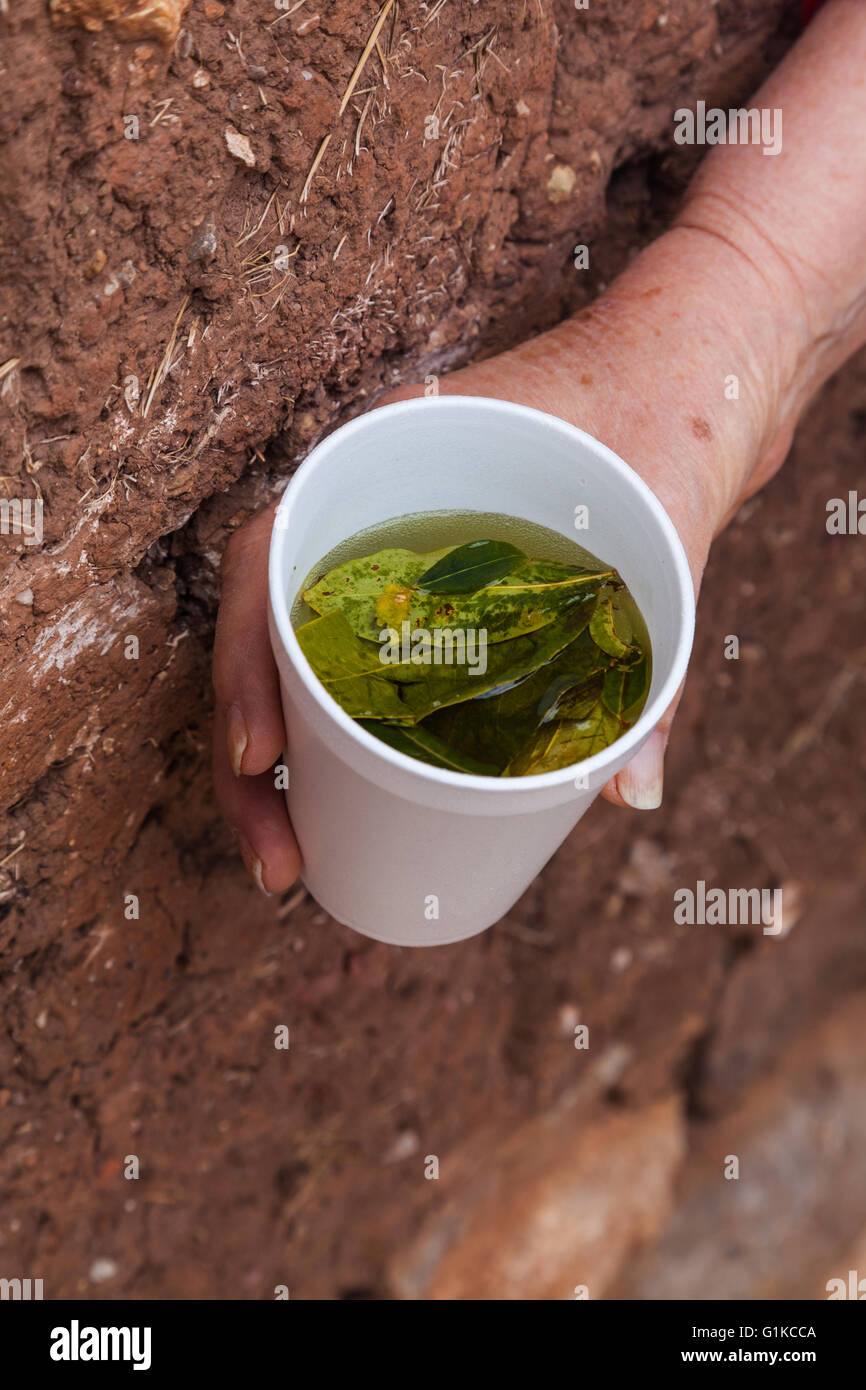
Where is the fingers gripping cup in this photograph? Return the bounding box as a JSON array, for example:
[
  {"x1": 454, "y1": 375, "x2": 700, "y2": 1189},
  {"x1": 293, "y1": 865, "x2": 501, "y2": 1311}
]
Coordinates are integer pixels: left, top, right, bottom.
[{"x1": 268, "y1": 397, "x2": 695, "y2": 947}]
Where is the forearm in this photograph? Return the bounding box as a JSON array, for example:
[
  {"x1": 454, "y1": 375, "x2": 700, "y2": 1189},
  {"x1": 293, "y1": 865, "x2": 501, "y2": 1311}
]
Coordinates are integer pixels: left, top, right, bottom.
[
  {"x1": 679, "y1": 0, "x2": 866, "y2": 408},
  {"x1": 569, "y1": 0, "x2": 866, "y2": 520},
  {"x1": 398, "y1": 2, "x2": 866, "y2": 573},
  {"x1": 673, "y1": 0, "x2": 866, "y2": 488}
]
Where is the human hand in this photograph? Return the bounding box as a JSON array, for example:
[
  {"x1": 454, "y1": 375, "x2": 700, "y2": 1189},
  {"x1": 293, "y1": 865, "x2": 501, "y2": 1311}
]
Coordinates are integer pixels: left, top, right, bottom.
[{"x1": 212, "y1": 498, "x2": 300, "y2": 895}]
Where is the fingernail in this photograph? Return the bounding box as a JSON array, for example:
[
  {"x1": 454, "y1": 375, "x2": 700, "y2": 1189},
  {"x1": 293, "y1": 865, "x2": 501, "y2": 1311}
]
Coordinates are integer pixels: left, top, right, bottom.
[
  {"x1": 226, "y1": 704, "x2": 248, "y2": 777},
  {"x1": 617, "y1": 729, "x2": 666, "y2": 810},
  {"x1": 236, "y1": 832, "x2": 274, "y2": 897}
]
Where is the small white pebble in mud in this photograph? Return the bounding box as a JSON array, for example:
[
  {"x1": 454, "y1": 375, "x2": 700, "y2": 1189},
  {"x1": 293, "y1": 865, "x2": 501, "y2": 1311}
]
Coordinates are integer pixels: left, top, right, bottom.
[
  {"x1": 557, "y1": 1003, "x2": 581, "y2": 1036},
  {"x1": 88, "y1": 1257, "x2": 118, "y2": 1284},
  {"x1": 610, "y1": 946, "x2": 633, "y2": 974},
  {"x1": 382, "y1": 1130, "x2": 420, "y2": 1165},
  {"x1": 546, "y1": 164, "x2": 576, "y2": 203},
  {"x1": 192, "y1": 68, "x2": 210, "y2": 88},
  {"x1": 14, "y1": 589, "x2": 33, "y2": 605},
  {"x1": 224, "y1": 127, "x2": 256, "y2": 167}
]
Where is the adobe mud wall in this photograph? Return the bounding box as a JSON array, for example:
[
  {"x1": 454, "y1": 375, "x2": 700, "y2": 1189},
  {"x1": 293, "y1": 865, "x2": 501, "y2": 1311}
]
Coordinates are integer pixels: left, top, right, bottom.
[{"x1": 4, "y1": 1, "x2": 866, "y2": 1300}]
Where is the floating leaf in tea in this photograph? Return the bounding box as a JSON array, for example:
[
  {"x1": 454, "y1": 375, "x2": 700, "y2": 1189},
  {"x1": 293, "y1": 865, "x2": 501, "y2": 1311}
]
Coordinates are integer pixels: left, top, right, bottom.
[{"x1": 415, "y1": 539, "x2": 524, "y2": 593}]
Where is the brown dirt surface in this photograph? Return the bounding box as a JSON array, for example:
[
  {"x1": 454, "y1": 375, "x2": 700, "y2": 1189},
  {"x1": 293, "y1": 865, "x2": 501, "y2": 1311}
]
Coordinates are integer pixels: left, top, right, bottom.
[{"x1": 4, "y1": 0, "x2": 865, "y2": 1301}]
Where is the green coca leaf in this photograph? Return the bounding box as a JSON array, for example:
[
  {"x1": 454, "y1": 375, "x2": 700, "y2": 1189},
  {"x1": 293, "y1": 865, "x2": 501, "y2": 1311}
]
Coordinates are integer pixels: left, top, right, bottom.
[
  {"x1": 296, "y1": 600, "x2": 598, "y2": 726},
  {"x1": 375, "y1": 565, "x2": 610, "y2": 646},
  {"x1": 361, "y1": 720, "x2": 500, "y2": 776},
  {"x1": 589, "y1": 595, "x2": 635, "y2": 660},
  {"x1": 295, "y1": 610, "x2": 422, "y2": 722},
  {"x1": 415, "y1": 539, "x2": 524, "y2": 593},
  {"x1": 306, "y1": 545, "x2": 612, "y2": 646},
  {"x1": 546, "y1": 672, "x2": 606, "y2": 724},
  {"x1": 386, "y1": 601, "x2": 600, "y2": 724},
  {"x1": 601, "y1": 653, "x2": 649, "y2": 723},
  {"x1": 303, "y1": 546, "x2": 453, "y2": 638},
  {"x1": 426, "y1": 629, "x2": 611, "y2": 771},
  {"x1": 503, "y1": 699, "x2": 625, "y2": 776}
]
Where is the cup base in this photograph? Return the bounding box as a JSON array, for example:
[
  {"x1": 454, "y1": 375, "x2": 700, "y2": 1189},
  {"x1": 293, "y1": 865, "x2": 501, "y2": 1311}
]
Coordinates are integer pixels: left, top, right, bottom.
[{"x1": 302, "y1": 876, "x2": 492, "y2": 948}]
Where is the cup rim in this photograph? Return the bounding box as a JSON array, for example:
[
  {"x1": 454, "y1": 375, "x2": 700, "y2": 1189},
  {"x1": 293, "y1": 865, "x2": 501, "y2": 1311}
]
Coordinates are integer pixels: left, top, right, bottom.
[{"x1": 269, "y1": 396, "x2": 695, "y2": 794}]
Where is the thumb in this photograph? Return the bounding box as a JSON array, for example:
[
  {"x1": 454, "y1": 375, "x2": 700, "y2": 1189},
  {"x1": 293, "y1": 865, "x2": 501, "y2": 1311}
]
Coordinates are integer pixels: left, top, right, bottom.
[{"x1": 600, "y1": 677, "x2": 686, "y2": 810}]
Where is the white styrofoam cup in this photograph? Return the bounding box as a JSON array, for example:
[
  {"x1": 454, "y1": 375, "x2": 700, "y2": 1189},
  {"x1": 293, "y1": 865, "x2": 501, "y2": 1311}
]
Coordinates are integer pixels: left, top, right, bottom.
[{"x1": 268, "y1": 396, "x2": 695, "y2": 946}]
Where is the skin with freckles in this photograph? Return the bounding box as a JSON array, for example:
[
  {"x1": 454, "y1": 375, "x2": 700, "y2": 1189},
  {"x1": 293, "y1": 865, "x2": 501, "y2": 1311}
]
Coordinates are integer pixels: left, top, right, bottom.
[{"x1": 213, "y1": 1, "x2": 866, "y2": 894}]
